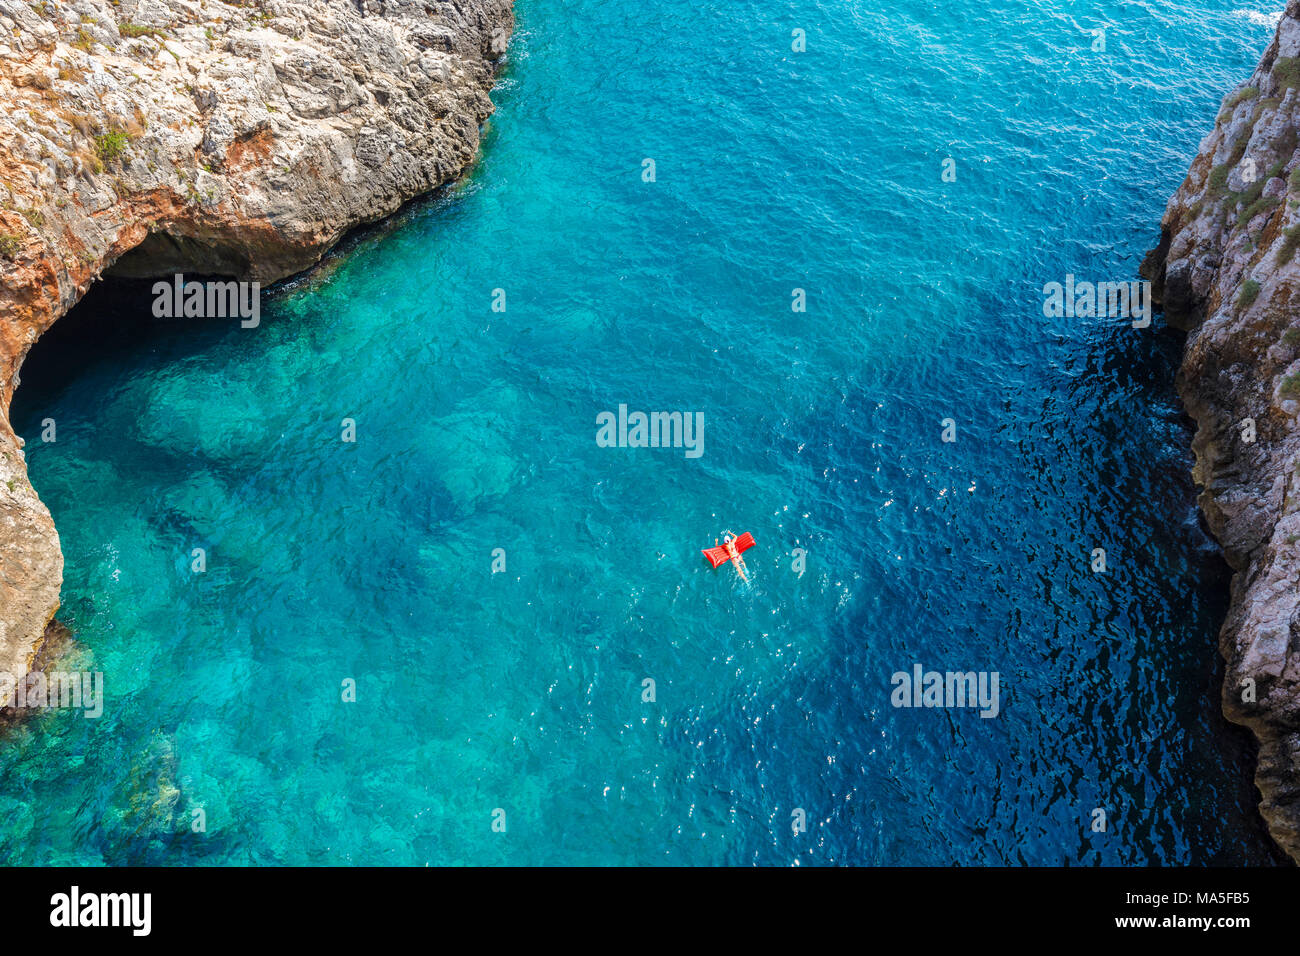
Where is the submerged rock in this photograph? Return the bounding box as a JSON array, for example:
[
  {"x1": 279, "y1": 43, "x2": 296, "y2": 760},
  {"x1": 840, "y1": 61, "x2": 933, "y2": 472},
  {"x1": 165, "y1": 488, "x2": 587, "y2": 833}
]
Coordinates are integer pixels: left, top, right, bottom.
[
  {"x1": 1143, "y1": 0, "x2": 1300, "y2": 862},
  {"x1": 0, "y1": 1, "x2": 513, "y2": 689}
]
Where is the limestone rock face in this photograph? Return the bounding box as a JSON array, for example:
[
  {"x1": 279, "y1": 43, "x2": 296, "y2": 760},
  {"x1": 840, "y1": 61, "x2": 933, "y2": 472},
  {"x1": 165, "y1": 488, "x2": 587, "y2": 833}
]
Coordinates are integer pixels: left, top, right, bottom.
[
  {"x1": 1143, "y1": 0, "x2": 1300, "y2": 862},
  {"x1": 0, "y1": 0, "x2": 511, "y2": 679}
]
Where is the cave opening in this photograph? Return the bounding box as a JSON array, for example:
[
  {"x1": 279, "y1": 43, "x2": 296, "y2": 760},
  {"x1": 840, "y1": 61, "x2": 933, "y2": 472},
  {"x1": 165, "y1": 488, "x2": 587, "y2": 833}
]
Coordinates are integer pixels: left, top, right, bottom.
[{"x1": 9, "y1": 272, "x2": 255, "y2": 443}]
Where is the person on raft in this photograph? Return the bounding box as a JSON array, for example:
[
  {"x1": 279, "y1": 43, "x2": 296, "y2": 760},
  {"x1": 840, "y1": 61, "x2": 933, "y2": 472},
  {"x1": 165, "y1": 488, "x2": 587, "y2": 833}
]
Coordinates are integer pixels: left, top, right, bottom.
[{"x1": 717, "y1": 533, "x2": 750, "y2": 584}]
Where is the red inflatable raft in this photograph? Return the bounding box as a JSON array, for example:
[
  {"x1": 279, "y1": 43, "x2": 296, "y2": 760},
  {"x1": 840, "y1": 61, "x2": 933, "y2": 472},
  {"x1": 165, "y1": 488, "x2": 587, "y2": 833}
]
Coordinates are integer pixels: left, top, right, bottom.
[{"x1": 701, "y1": 532, "x2": 756, "y2": 568}]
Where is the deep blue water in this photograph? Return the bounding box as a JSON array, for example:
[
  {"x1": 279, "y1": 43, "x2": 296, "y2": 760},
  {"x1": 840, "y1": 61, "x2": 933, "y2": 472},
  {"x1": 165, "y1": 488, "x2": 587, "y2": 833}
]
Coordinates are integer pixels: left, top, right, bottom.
[{"x1": 5, "y1": 0, "x2": 1292, "y2": 864}]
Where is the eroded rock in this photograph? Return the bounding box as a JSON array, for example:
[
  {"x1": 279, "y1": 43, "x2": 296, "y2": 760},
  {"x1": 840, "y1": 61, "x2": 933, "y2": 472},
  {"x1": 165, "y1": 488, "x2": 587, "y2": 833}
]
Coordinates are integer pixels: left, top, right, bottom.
[{"x1": 1143, "y1": 0, "x2": 1300, "y2": 861}]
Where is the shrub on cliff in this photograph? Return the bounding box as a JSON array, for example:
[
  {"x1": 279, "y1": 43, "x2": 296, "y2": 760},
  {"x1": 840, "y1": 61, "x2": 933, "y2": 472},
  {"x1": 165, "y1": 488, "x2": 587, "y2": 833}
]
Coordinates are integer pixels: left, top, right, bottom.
[
  {"x1": 1279, "y1": 225, "x2": 1300, "y2": 264},
  {"x1": 1238, "y1": 278, "x2": 1262, "y2": 309},
  {"x1": 1226, "y1": 86, "x2": 1258, "y2": 110},
  {"x1": 118, "y1": 24, "x2": 164, "y2": 40},
  {"x1": 1238, "y1": 195, "x2": 1279, "y2": 227},
  {"x1": 1207, "y1": 164, "x2": 1231, "y2": 198},
  {"x1": 94, "y1": 130, "x2": 130, "y2": 164},
  {"x1": 1277, "y1": 57, "x2": 1300, "y2": 90}
]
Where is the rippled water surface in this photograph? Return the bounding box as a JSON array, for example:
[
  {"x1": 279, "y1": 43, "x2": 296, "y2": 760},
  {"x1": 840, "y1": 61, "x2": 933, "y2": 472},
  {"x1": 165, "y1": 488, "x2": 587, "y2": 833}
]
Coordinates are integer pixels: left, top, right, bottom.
[{"x1": 6, "y1": 0, "x2": 1293, "y2": 864}]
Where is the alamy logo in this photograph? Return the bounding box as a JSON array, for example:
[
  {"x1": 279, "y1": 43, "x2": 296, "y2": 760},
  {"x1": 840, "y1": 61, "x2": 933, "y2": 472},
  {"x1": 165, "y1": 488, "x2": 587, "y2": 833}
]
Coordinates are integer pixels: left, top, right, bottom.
[
  {"x1": 152, "y1": 274, "x2": 260, "y2": 328},
  {"x1": 0, "y1": 670, "x2": 103, "y2": 718},
  {"x1": 890, "y1": 664, "x2": 1000, "y2": 718},
  {"x1": 596, "y1": 404, "x2": 704, "y2": 459},
  {"x1": 50, "y1": 886, "x2": 151, "y2": 936},
  {"x1": 1042, "y1": 275, "x2": 1151, "y2": 328}
]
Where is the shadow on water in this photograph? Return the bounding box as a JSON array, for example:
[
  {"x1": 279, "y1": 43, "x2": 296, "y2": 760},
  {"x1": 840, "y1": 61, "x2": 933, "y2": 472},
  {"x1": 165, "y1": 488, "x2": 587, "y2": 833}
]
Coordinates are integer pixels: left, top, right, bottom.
[
  {"x1": 13, "y1": 277, "x2": 237, "y2": 417},
  {"x1": 1066, "y1": 313, "x2": 1289, "y2": 865}
]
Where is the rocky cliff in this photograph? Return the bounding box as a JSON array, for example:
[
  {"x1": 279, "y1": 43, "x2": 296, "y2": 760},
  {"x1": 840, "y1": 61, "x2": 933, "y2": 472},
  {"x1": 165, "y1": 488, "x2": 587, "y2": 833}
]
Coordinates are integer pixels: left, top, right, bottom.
[
  {"x1": 1143, "y1": 0, "x2": 1300, "y2": 862},
  {"x1": 0, "y1": 0, "x2": 511, "y2": 687}
]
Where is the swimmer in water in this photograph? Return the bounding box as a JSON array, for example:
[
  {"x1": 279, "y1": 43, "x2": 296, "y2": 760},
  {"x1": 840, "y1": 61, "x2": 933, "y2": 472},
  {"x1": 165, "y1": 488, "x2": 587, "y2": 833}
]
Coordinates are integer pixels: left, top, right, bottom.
[{"x1": 719, "y1": 532, "x2": 750, "y2": 584}]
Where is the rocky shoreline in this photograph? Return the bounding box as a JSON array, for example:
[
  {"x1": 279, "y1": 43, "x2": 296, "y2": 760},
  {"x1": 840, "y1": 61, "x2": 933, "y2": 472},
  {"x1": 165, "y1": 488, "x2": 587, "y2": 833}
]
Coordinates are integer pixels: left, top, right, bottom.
[
  {"x1": 1143, "y1": 1, "x2": 1300, "y2": 863},
  {"x1": 0, "y1": 0, "x2": 512, "y2": 689}
]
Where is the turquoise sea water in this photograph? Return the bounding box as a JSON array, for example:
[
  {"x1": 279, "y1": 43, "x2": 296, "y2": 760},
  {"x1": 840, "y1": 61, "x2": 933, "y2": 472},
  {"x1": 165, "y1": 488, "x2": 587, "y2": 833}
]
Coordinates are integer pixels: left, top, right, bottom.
[{"x1": 5, "y1": 0, "x2": 1293, "y2": 865}]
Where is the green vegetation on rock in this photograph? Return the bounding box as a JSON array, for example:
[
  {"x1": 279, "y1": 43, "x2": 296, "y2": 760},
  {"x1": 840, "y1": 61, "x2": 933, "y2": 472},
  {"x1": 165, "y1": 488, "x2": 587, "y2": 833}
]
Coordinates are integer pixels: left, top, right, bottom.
[
  {"x1": 1239, "y1": 278, "x2": 1262, "y2": 308},
  {"x1": 1277, "y1": 57, "x2": 1300, "y2": 89},
  {"x1": 1280, "y1": 225, "x2": 1300, "y2": 264},
  {"x1": 119, "y1": 23, "x2": 164, "y2": 39},
  {"x1": 94, "y1": 130, "x2": 131, "y2": 163},
  {"x1": 1227, "y1": 86, "x2": 1259, "y2": 109}
]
